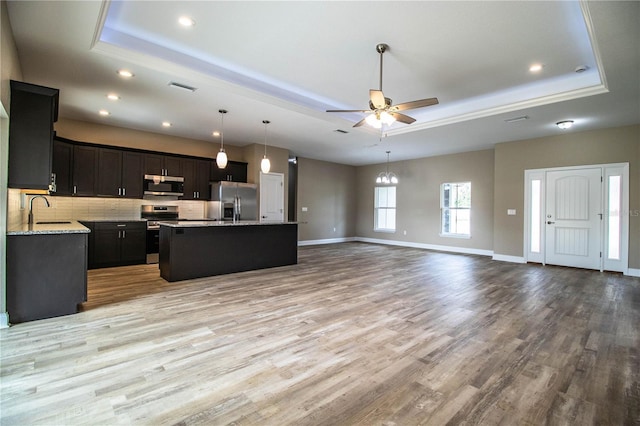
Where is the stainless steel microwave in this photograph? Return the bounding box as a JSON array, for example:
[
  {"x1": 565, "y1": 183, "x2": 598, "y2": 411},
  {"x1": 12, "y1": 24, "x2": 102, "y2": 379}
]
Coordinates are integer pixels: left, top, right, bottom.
[{"x1": 143, "y1": 174, "x2": 184, "y2": 196}]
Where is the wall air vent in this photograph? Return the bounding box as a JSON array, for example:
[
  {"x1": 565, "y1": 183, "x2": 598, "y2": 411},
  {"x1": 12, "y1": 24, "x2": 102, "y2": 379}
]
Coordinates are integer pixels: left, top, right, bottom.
[
  {"x1": 168, "y1": 81, "x2": 197, "y2": 92},
  {"x1": 334, "y1": 129, "x2": 349, "y2": 134}
]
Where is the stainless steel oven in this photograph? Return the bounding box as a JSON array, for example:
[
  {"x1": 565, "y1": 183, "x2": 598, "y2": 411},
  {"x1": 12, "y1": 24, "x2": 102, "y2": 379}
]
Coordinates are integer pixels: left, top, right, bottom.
[{"x1": 141, "y1": 205, "x2": 179, "y2": 263}]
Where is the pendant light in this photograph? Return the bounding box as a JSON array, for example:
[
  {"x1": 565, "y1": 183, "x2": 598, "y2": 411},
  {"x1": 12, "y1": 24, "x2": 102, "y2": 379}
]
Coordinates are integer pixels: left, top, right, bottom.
[
  {"x1": 216, "y1": 109, "x2": 228, "y2": 169},
  {"x1": 376, "y1": 151, "x2": 398, "y2": 185},
  {"x1": 261, "y1": 120, "x2": 271, "y2": 174}
]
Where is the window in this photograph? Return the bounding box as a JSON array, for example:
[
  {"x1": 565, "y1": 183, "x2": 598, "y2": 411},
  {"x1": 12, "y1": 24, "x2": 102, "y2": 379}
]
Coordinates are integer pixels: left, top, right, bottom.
[
  {"x1": 374, "y1": 186, "x2": 396, "y2": 232},
  {"x1": 441, "y1": 182, "x2": 471, "y2": 237}
]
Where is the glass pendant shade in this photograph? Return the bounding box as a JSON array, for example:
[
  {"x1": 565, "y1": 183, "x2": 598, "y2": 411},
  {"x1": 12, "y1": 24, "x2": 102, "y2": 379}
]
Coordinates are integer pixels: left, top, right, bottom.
[
  {"x1": 261, "y1": 120, "x2": 271, "y2": 173},
  {"x1": 216, "y1": 150, "x2": 228, "y2": 169},
  {"x1": 216, "y1": 109, "x2": 228, "y2": 169},
  {"x1": 261, "y1": 156, "x2": 271, "y2": 173},
  {"x1": 365, "y1": 111, "x2": 396, "y2": 129}
]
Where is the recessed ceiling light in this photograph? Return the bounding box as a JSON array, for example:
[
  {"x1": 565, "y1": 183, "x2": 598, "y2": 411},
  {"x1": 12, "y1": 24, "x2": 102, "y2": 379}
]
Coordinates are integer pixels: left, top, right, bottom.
[
  {"x1": 529, "y1": 64, "x2": 543, "y2": 72},
  {"x1": 162, "y1": 121, "x2": 172, "y2": 127},
  {"x1": 107, "y1": 93, "x2": 120, "y2": 101},
  {"x1": 99, "y1": 109, "x2": 110, "y2": 116},
  {"x1": 556, "y1": 120, "x2": 574, "y2": 129},
  {"x1": 212, "y1": 131, "x2": 220, "y2": 137},
  {"x1": 117, "y1": 69, "x2": 134, "y2": 78},
  {"x1": 178, "y1": 16, "x2": 195, "y2": 27}
]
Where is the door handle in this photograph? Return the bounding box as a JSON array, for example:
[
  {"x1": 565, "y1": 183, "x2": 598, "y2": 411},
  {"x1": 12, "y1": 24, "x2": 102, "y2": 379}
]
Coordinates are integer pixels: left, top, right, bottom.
[{"x1": 547, "y1": 221, "x2": 555, "y2": 224}]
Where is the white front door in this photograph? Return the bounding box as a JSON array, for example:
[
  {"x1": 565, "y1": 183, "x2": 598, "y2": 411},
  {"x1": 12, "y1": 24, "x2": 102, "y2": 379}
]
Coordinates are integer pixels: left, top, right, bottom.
[
  {"x1": 260, "y1": 172, "x2": 284, "y2": 222},
  {"x1": 545, "y1": 168, "x2": 602, "y2": 269}
]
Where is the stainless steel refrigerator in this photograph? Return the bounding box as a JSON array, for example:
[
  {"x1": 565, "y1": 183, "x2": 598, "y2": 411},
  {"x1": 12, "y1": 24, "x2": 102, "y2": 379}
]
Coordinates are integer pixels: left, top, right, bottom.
[{"x1": 207, "y1": 181, "x2": 258, "y2": 221}]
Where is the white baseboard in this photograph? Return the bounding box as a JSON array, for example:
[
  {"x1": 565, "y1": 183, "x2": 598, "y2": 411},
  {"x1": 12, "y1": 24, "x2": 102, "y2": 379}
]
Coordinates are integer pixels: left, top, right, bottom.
[
  {"x1": 0, "y1": 312, "x2": 9, "y2": 329},
  {"x1": 354, "y1": 237, "x2": 494, "y2": 257},
  {"x1": 492, "y1": 254, "x2": 527, "y2": 264},
  {"x1": 626, "y1": 268, "x2": 640, "y2": 277},
  {"x1": 298, "y1": 237, "x2": 356, "y2": 246}
]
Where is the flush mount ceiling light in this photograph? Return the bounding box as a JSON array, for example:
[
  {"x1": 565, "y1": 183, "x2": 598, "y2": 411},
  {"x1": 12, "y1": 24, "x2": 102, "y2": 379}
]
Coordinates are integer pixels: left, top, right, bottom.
[
  {"x1": 98, "y1": 109, "x2": 110, "y2": 116},
  {"x1": 117, "y1": 69, "x2": 134, "y2": 78},
  {"x1": 376, "y1": 151, "x2": 398, "y2": 185},
  {"x1": 178, "y1": 16, "x2": 195, "y2": 27},
  {"x1": 162, "y1": 121, "x2": 171, "y2": 127},
  {"x1": 261, "y1": 120, "x2": 271, "y2": 174},
  {"x1": 107, "y1": 93, "x2": 120, "y2": 101},
  {"x1": 216, "y1": 109, "x2": 228, "y2": 169},
  {"x1": 556, "y1": 120, "x2": 574, "y2": 130}
]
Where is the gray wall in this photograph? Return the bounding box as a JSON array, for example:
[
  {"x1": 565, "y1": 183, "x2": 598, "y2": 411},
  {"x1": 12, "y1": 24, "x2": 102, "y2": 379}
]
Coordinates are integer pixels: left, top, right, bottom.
[
  {"x1": 296, "y1": 157, "x2": 357, "y2": 241},
  {"x1": 355, "y1": 149, "x2": 495, "y2": 251},
  {"x1": 493, "y1": 124, "x2": 640, "y2": 268}
]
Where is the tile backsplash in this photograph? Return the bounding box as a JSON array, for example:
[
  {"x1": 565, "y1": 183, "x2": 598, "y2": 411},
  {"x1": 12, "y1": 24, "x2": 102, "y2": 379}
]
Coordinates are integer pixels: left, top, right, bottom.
[{"x1": 7, "y1": 189, "x2": 206, "y2": 227}]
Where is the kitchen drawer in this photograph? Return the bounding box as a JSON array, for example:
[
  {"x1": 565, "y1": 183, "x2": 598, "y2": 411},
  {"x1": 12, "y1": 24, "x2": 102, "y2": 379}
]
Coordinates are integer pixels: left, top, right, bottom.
[{"x1": 94, "y1": 221, "x2": 146, "y2": 231}]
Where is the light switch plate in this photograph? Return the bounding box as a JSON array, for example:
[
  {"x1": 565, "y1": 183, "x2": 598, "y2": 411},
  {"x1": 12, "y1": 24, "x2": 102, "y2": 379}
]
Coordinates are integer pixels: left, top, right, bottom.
[{"x1": 301, "y1": 207, "x2": 308, "y2": 212}]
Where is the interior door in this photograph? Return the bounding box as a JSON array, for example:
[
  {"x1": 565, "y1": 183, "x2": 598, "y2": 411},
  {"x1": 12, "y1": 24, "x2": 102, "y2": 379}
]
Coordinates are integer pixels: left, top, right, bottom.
[
  {"x1": 545, "y1": 168, "x2": 602, "y2": 269},
  {"x1": 260, "y1": 172, "x2": 284, "y2": 222}
]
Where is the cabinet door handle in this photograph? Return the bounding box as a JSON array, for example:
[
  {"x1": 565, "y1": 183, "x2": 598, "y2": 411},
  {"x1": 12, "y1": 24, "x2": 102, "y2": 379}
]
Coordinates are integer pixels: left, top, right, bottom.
[
  {"x1": 73, "y1": 185, "x2": 77, "y2": 194},
  {"x1": 122, "y1": 188, "x2": 126, "y2": 196},
  {"x1": 122, "y1": 230, "x2": 126, "y2": 238},
  {"x1": 118, "y1": 187, "x2": 121, "y2": 196},
  {"x1": 116, "y1": 224, "x2": 126, "y2": 227}
]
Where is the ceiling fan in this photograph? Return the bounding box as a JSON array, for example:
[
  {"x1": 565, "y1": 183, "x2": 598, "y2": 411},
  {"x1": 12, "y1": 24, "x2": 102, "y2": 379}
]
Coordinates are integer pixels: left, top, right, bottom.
[{"x1": 327, "y1": 43, "x2": 439, "y2": 128}]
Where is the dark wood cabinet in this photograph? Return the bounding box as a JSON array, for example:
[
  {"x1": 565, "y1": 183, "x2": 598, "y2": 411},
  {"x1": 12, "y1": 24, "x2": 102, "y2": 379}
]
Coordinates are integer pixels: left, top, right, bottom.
[
  {"x1": 72, "y1": 145, "x2": 98, "y2": 196},
  {"x1": 211, "y1": 160, "x2": 247, "y2": 183},
  {"x1": 7, "y1": 232, "x2": 87, "y2": 323},
  {"x1": 145, "y1": 153, "x2": 182, "y2": 176},
  {"x1": 52, "y1": 139, "x2": 74, "y2": 195},
  {"x1": 182, "y1": 158, "x2": 211, "y2": 200},
  {"x1": 84, "y1": 221, "x2": 146, "y2": 269},
  {"x1": 8, "y1": 80, "x2": 59, "y2": 190},
  {"x1": 97, "y1": 148, "x2": 143, "y2": 198}
]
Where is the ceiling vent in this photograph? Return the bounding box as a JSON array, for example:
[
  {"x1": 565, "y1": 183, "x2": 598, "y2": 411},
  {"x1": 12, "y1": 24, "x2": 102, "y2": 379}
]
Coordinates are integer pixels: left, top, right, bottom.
[
  {"x1": 504, "y1": 115, "x2": 529, "y2": 123},
  {"x1": 334, "y1": 129, "x2": 349, "y2": 134},
  {"x1": 168, "y1": 81, "x2": 197, "y2": 92}
]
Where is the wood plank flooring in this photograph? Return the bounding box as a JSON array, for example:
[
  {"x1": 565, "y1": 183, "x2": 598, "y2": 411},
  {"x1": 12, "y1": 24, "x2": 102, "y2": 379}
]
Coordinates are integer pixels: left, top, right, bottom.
[{"x1": 1, "y1": 243, "x2": 639, "y2": 425}]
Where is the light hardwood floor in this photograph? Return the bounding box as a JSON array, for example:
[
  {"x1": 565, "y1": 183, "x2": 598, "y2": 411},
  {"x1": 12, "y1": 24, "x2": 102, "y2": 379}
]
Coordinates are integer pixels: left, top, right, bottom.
[{"x1": 1, "y1": 243, "x2": 639, "y2": 425}]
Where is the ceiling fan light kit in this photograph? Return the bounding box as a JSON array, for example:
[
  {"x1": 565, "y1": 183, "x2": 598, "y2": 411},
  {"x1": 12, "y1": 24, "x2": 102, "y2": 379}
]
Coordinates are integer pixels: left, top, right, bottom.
[
  {"x1": 216, "y1": 109, "x2": 228, "y2": 169},
  {"x1": 327, "y1": 43, "x2": 439, "y2": 129}
]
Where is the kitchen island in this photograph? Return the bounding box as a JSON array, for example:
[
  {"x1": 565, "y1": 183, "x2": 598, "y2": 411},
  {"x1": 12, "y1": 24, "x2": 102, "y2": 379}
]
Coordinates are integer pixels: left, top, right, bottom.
[{"x1": 159, "y1": 221, "x2": 298, "y2": 282}]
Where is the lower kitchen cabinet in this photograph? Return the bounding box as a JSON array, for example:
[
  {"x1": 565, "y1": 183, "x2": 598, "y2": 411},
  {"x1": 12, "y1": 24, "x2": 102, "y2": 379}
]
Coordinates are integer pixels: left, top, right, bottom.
[
  {"x1": 83, "y1": 221, "x2": 146, "y2": 269},
  {"x1": 7, "y1": 232, "x2": 87, "y2": 323}
]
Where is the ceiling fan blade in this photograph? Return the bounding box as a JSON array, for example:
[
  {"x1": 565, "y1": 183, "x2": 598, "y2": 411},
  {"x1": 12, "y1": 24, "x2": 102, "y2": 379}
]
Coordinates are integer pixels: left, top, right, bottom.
[
  {"x1": 353, "y1": 117, "x2": 368, "y2": 127},
  {"x1": 326, "y1": 109, "x2": 372, "y2": 113},
  {"x1": 369, "y1": 90, "x2": 386, "y2": 109},
  {"x1": 391, "y1": 97, "x2": 439, "y2": 112},
  {"x1": 390, "y1": 112, "x2": 416, "y2": 124}
]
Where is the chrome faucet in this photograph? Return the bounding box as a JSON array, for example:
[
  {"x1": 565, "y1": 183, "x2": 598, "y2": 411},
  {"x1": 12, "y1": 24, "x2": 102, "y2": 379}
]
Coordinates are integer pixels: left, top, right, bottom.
[{"x1": 28, "y1": 195, "x2": 50, "y2": 224}]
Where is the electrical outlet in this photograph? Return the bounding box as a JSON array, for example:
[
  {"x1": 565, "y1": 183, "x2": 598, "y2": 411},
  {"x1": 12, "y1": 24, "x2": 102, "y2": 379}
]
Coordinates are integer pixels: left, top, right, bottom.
[
  {"x1": 301, "y1": 207, "x2": 308, "y2": 212},
  {"x1": 403, "y1": 230, "x2": 407, "y2": 235},
  {"x1": 333, "y1": 227, "x2": 336, "y2": 232}
]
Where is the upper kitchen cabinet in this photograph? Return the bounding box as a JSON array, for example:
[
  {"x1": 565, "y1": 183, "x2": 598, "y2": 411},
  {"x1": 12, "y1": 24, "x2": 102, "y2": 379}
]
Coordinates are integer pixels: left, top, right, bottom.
[
  {"x1": 211, "y1": 160, "x2": 247, "y2": 183},
  {"x1": 182, "y1": 158, "x2": 211, "y2": 200},
  {"x1": 8, "y1": 80, "x2": 59, "y2": 190},
  {"x1": 72, "y1": 145, "x2": 98, "y2": 196},
  {"x1": 52, "y1": 138, "x2": 74, "y2": 195},
  {"x1": 145, "y1": 153, "x2": 182, "y2": 177},
  {"x1": 96, "y1": 148, "x2": 143, "y2": 198}
]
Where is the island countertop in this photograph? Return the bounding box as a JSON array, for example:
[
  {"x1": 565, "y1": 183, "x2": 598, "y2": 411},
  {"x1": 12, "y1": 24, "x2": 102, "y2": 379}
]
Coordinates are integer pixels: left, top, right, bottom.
[
  {"x1": 7, "y1": 220, "x2": 91, "y2": 236},
  {"x1": 159, "y1": 220, "x2": 295, "y2": 227}
]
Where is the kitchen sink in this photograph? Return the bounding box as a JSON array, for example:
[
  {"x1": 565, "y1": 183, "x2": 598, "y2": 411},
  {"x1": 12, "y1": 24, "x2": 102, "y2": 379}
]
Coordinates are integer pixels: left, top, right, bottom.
[{"x1": 36, "y1": 221, "x2": 72, "y2": 224}]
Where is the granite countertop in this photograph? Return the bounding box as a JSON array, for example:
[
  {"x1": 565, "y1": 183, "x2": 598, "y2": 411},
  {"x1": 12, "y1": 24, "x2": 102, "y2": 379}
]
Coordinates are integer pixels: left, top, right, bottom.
[
  {"x1": 159, "y1": 220, "x2": 295, "y2": 227},
  {"x1": 7, "y1": 220, "x2": 91, "y2": 235}
]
